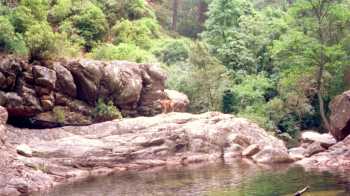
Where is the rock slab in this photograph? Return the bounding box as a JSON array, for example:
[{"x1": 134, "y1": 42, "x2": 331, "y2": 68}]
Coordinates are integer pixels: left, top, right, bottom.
[{"x1": 1, "y1": 111, "x2": 289, "y2": 195}]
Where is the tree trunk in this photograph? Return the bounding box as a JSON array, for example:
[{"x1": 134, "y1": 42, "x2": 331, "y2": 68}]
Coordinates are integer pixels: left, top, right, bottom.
[
  {"x1": 197, "y1": 0, "x2": 207, "y2": 24},
  {"x1": 172, "y1": 0, "x2": 178, "y2": 31},
  {"x1": 312, "y1": 0, "x2": 331, "y2": 132},
  {"x1": 316, "y1": 69, "x2": 330, "y2": 131}
]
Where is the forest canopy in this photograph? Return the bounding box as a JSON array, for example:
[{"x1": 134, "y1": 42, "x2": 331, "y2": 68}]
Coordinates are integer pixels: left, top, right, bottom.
[{"x1": 0, "y1": 0, "x2": 349, "y2": 138}]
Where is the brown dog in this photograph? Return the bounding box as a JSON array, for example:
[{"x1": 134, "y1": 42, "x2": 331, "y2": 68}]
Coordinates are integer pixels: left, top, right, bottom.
[{"x1": 159, "y1": 99, "x2": 175, "y2": 113}]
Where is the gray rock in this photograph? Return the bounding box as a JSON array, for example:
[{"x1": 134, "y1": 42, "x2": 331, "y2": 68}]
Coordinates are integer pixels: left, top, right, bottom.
[
  {"x1": 301, "y1": 131, "x2": 336, "y2": 148},
  {"x1": 33, "y1": 66, "x2": 57, "y2": 89},
  {"x1": 53, "y1": 62, "x2": 77, "y2": 97},
  {"x1": 303, "y1": 142, "x2": 326, "y2": 157},
  {"x1": 288, "y1": 147, "x2": 305, "y2": 161},
  {"x1": 252, "y1": 146, "x2": 292, "y2": 163},
  {"x1": 242, "y1": 144, "x2": 260, "y2": 157},
  {"x1": 16, "y1": 144, "x2": 33, "y2": 157}
]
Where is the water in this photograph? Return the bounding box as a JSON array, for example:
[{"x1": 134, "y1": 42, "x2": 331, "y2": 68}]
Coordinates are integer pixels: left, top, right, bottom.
[{"x1": 35, "y1": 161, "x2": 350, "y2": 196}]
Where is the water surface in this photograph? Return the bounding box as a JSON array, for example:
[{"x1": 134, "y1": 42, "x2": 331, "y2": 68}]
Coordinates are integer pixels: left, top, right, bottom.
[{"x1": 35, "y1": 160, "x2": 350, "y2": 196}]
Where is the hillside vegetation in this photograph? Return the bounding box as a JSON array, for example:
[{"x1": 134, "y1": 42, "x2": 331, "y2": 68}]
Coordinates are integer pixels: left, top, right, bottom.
[{"x1": 1, "y1": 0, "x2": 350, "y2": 138}]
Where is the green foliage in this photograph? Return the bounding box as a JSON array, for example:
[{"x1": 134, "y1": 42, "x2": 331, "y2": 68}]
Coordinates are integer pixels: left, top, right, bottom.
[
  {"x1": 112, "y1": 18, "x2": 160, "y2": 49},
  {"x1": 24, "y1": 22, "x2": 59, "y2": 60},
  {"x1": 71, "y1": 2, "x2": 108, "y2": 50},
  {"x1": 10, "y1": 5, "x2": 36, "y2": 33},
  {"x1": 0, "y1": 16, "x2": 28, "y2": 56},
  {"x1": 91, "y1": 43, "x2": 155, "y2": 63},
  {"x1": 166, "y1": 42, "x2": 231, "y2": 113},
  {"x1": 203, "y1": 0, "x2": 287, "y2": 74},
  {"x1": 92, "y1": 0, "x2": 155, "y2": 26},
  {"x1": 53, "y1": 107, "x2": 65, "y2": 124},
  {"x1": 49, "y1": 0, "x2": 72, "y2": 23},
  {"x1": 20, "y1": 0, "x2": 49, "y2": 21},
  {"x1": 153, "y1": 39, "x2": 190, "y2": 65},
  {"x1": 232, "y1": 74, "x2": 273, "y2": 109},
  {"x1": 93, "y1": 98, "x2": 123, "y2": 122}
]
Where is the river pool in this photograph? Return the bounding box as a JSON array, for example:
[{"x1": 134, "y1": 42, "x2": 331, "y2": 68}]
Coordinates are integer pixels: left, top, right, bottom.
[{"x1": 34, "y1": 160, "x2": 350, "y2": 196}]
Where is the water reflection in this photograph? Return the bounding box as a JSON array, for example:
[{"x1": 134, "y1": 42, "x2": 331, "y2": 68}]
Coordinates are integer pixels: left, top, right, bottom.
[{"x1": 34, "y1": 160, "x2": 350, "y2": 196}]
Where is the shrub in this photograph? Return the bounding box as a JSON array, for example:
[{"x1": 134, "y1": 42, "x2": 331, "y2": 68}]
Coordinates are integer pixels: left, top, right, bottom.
[
  {"x1": 49, "y1": 0, "x2": 72, "y2": 23},
  {"x1": 91, "y1": 43, "x2": 155, "y2": 63},
  {"x1": 53, "y1": 107, "x2": 65, "y2": 124},
  {"x1": 0, "y1": 16, "x2": 28, "y2": 56},
  {"x1": 71, "y1": 3, "x2": 107, "y2": 50},
  {"x1": 93, "y1": 0, "x2": 155, "y2": 26},
  {"x1": 10, "y1": 6, "x2": 36, "y2": 33},
  {"x1": 93, "y1": 99, "x2": 122, "y2": 122},
  {"x1": 20, "y1": 0, "x2": 49, "y2": 21},
  {"x1": 153, "y1": 39, "x2": 190, "y2": 65},
  {"x1": 112, "y1": 18, "x2": 160, "y2": 49},
  {"x1": 24, "y1": 22, "x2": 59, "y2": 60},
  {"x1": 231, "y1": 74, "x2": 273, "y2": 110}
]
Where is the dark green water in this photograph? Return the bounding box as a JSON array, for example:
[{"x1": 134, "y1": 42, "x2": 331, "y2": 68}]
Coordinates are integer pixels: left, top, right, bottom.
[{"x1": 34, "y1": 161, "x2": 350, "y2": 196}]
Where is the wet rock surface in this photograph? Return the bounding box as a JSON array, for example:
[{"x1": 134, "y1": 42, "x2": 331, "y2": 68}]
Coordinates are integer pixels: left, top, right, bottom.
[
  {"x1": 0, "y1": 57, "x2": 188, "y2": 127},
  {"x1": 0, "y1": 111, "x2": 290, "y2": 195}
]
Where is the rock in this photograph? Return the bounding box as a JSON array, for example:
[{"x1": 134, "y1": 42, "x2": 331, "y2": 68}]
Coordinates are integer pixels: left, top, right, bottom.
[
  {"x1": 288, "y1": 147, "x2": 305, "y2": 161},
  {"x1": 242, "y1": 144, "x2": 260, "y2": 157},
  {"x1": 296, "y1": 134, "x2": 350, "y2": 172},
  {"x1": 329, "y1": 90, "x2": 350, "y2": 141},
  {"x1": 252, "y1": 146, "x2": 292, "y2": 163},
  {"x1": 53, "y1": 62, "x2": 77, "y2": 97},
  {"x1": 67, "y1": 60, "x2": 104, "y2": 104},
  {"x1": 32, "y1": 66, "x2": 57, "y2": 89},
  {"x1": 0, "y1": 57, "x2": 177, "y2": 126},
  {"x1": 16, "y1": 144, "x2": 33, "y2": 157},
  {"x1": 1, "y1": 112, "x2": 288, "y2": 194},
  {"x1": 0, "y1": 106, "x2": 8, "y2": 125},
  {"x1": 40, "y1": 99, "x2": 54, "y2": 111},
  {"x1": 303, "y1": 142, "x2": 326, "y2": 157},
  {"x1": 0, "y1": 106, "x2": 7, "y2": 144},
  {"x1": 301, "y1": 131, "x2": 336, "y2": 148},
  {"x1": 164, "y1": 89, "x2": 190, "y2": 112}
]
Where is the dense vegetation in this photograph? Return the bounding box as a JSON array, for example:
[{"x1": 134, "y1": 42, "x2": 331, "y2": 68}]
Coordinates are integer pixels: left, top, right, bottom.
[{"x1": 0, "y1": 0, "x2": 349, "y2": 138}]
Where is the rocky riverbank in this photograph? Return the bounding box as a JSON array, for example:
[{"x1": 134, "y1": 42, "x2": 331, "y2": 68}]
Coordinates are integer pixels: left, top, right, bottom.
[{"x1": 0, "y1": 106, "x2": 292, "y2": 195}]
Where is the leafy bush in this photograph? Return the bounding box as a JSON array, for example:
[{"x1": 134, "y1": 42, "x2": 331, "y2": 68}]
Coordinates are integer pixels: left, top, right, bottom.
[
  {"x1": 91, "y1": 43, "x2": 155, "y2": 63},
  {"x1": 93, "y1": 0, "x2": 155, "y2": 26},
  {"x1": 112, "y1": 18, "x2": 160, "y2": 49},
  {"x1": 231, "y1": 74, "x2": 273, "y2": 110},
  {"x1": 71, "y1": 3, "x2": 107, "y2": 50},
  {"x1": 53, "y1": 107, "x2": 65, "y2": 124},
  {"x1": 20, "y1": 0, "x2": 49, "y2": 21},
  {"x1": 0, "y1": 16, "x2": 28, "y2": 56},
  {"x1": 93, "y1": 98, "x2": 123, "y2": 122},
  {"x1": 166, "y1": 42, "x2": 231, "y2": 113},
  {"x1": 10, "y1": 6, "x2": 36, "y2": 33},
  {"x1": 25, "y1": 22, "x2": 59, "y2": 60},
  {"x1": 49, "y1": 0, "x2": 72, "y2": 23},
  {"x1": 153, "y1": 39, "x2": 190, "y2": 65}
]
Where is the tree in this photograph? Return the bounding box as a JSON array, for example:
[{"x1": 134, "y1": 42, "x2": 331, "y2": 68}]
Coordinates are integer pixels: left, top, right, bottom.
[{"x1": 272, "y1": 0, "x2": 350, "y2": 131}]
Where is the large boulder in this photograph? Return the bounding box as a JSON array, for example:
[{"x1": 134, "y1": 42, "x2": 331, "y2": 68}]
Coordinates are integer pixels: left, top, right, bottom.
[
  {"x1": 329, "y1": 90, "x2": 350, "y2": 141},
  {"x1": 2, "y1": 112, "x2": 289, "y2": 194},
  {"x1": 0, "y1": 57, "x2": 181, "y2": 126}
]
